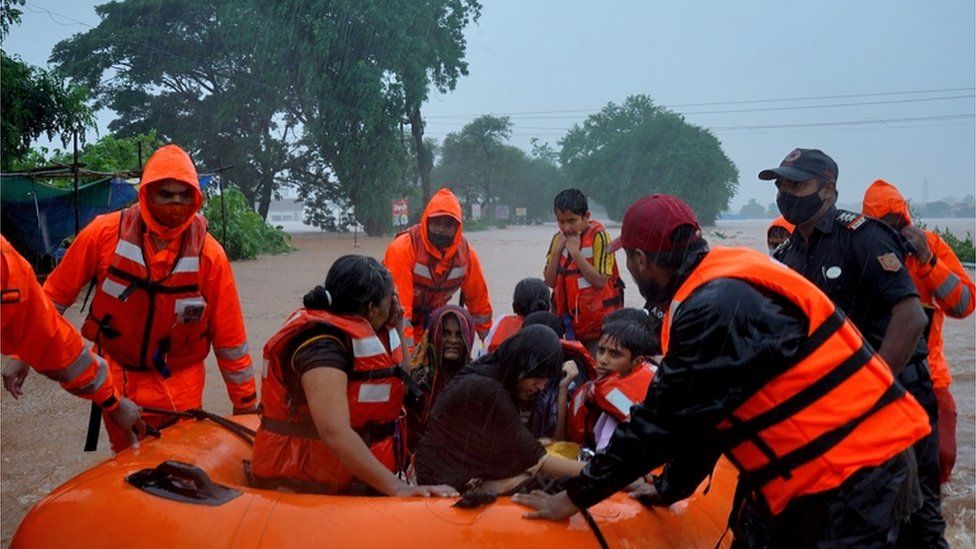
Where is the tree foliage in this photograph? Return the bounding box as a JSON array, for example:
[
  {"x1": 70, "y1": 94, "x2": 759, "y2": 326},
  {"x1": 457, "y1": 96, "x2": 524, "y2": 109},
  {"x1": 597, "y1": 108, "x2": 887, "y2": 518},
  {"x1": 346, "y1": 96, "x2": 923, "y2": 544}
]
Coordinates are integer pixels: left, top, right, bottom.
[
  {"x1": 2, "y1": 0, "x2": 95, "y2": 171},
  {"x1": 253, "y1": 0, "x2": 481, "y2": 235},
  {"x1": 560, "y1": 95, "x2": 738, "y2": 225},
  {"x1": 201, "y1": 186, "x2": 292, "y2": 260},
  {"x1": 739, "y1": 198, "x2": 768, "y2": 219},
  {"x1": 51, "y1": 0, "x2": 301, "y2": 219},
  {"x1": 44, "y1": 131, "x2": 165, "y2": 173},
  {"x1": 434, "y1": 115, "x2": 513, "y2": 219},
  {"x1": 433, "y1": 120, "x2": 562, "y2": 222}
]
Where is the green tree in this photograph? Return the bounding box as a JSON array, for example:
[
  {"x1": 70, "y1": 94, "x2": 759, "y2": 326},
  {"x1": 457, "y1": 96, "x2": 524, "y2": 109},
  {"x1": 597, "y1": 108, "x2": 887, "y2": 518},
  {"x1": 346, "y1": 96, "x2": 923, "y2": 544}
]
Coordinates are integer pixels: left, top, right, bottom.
[
  {"x1": 387, "y1": 1, "x2": 481, "y2": 205},
  {"x1": 739, "y1": 198, "x2": 767, "y2": 218},
  {"x1": 45, "y1": 131, "x2": 164, "y2": 173},
  {"x1": 560, "y1": 95, "x2": 738, "y2": 224},
  {"x1": 254, "y1": 1, "x2": 480, "y2": 235},
  {"x1": 1, "y1": 0, "x2": 95, "y2": 171},
  {"x1": 51, "y1": 0, "x2": 299, "y2": 219},
  {"x1": 433, "y1": 115, "x2": 513, "y2": 219}
]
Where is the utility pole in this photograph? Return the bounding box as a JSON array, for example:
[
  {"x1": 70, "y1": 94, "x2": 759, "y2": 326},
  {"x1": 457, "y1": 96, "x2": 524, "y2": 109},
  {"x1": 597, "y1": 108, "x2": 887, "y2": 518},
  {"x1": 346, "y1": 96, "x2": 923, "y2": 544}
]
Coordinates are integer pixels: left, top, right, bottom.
[{"x1": 72, "y1": 130, "x2": 80, "y2": 235}]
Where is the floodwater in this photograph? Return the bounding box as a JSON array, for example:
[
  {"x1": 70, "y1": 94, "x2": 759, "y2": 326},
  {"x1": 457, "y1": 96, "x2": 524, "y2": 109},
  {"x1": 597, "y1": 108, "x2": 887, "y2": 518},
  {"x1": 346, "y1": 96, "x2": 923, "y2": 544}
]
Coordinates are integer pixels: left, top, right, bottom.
[{"x1": 1, "y1": 220, "x2": 973, "y2": 546}]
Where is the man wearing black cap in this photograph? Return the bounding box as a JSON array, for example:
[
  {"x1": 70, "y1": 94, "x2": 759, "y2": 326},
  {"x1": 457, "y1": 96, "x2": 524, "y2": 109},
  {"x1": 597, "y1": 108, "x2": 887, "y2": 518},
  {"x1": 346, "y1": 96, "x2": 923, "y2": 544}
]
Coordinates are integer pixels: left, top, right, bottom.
[
  {"x1": 514, "y1": 194, "x2": 930, "y2": 547},
  {"x1": 760, "y1": 148, "x2": 947, "y2": 548}
]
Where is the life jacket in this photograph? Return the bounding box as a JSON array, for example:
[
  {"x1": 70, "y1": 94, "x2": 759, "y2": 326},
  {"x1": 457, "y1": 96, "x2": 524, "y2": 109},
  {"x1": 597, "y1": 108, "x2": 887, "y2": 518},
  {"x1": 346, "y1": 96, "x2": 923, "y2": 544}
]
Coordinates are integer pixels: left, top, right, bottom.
[
  {"x1": 485, "y1": 314, "x2": 523, "y2": 353},
  {"x1": 567, "y1": 360, "x2": 655, "y2": 446},
  {"x1": 661, "y1": 246, "x2": 931, "y2": 515},
  {"x1": 81, "y1": 204, "x2": 209, "y2": 373},
  {"x1": 251, "y1": 308, "x2": 406, "y2": 492},
  {"x1": 405, "y1": 224, "x2": 471, "y2": 331},
  {"x1": 554, "y1": 220, "x2": 624, "y2": 340}
]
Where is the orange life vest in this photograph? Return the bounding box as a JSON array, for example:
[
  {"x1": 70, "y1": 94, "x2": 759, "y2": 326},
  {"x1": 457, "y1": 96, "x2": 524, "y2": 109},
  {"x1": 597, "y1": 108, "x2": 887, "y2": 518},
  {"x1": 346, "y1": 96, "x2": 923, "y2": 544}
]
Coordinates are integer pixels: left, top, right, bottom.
[
  {"x1": 554, "y1": 220, "x2": 624, "y2": 340},
  {"x1": 485, "y1": 314, "x2": 523, "y2": 353},
  {"x1": 81, "y1": 204, "x2": 209, "y2": 373},
  {"x1": 661, "y1": 247, "x2": 931, "y2": 515},
  {"x1": 251, "y1": 309, "x2": 406, "y2": 492},
  {"x1": 406, "y1": 224, "x2": 471, "y2": 331},
  {"x1": 567, "y1": 361, "x2": 655, "y2": 446}
]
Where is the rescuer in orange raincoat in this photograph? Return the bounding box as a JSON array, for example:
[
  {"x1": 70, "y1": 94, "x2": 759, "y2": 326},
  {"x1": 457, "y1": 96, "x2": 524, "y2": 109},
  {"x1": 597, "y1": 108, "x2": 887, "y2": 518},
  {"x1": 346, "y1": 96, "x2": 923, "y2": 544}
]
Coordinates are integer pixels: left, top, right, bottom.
[
  {"x1": 40, "y1": 145, "x2": 257, "y2": 452},
  {"x1": 1, "y1": 236, "x2": 147, "y2": 446},
  {"x1": 863, "y1": 179, "x2": 975, "y2": 484},
  {"x1": 383, "y1": 188, "x2": 492, "y2": 344}
]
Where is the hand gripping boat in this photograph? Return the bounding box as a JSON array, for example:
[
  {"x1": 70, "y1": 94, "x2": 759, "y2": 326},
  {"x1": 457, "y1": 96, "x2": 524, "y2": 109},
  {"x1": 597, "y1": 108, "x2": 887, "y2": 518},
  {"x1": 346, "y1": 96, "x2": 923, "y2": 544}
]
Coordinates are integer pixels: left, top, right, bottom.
[{"x1": 13, "y1": 414, "x2": 736, "y2": 548}]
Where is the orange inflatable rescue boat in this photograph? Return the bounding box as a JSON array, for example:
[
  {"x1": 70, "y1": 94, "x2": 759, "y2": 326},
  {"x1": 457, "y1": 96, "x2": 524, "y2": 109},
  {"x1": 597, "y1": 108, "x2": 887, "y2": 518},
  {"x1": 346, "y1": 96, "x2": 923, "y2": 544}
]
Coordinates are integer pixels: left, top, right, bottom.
[{"x1": 13, "y1": 414, "x2": 736, "y2": 548}]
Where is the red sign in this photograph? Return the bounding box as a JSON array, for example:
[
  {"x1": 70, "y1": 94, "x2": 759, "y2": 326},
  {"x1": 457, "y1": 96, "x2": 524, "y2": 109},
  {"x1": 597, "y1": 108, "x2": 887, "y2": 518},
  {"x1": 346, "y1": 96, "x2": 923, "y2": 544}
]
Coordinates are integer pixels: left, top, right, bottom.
[{"x1": 392, "y1": 199, "x2": 409, "y2": 227}]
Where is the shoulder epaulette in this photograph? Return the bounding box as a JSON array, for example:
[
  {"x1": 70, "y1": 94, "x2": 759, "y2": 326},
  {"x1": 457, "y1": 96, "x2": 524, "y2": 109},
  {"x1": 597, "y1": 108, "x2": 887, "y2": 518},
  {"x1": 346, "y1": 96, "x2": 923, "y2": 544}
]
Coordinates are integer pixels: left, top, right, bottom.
[{"x1": 835, "y1": 211, "x2": 867, "y2": 231}]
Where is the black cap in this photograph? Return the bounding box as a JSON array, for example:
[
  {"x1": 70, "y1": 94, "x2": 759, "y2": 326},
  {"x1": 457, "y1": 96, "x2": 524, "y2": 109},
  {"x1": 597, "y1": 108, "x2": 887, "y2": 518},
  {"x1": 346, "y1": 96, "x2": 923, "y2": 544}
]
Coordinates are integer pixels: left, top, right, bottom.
[{"x1": 758, "y1": 148, "x2": 838, "y2": 182}]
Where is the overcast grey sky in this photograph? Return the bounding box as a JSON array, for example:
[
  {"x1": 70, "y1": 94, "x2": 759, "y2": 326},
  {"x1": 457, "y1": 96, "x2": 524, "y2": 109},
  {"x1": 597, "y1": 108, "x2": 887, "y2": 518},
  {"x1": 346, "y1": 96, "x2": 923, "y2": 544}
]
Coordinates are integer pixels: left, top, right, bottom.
[{"x1": 5, "y1": 0, "x2": 975, "y2": 210}]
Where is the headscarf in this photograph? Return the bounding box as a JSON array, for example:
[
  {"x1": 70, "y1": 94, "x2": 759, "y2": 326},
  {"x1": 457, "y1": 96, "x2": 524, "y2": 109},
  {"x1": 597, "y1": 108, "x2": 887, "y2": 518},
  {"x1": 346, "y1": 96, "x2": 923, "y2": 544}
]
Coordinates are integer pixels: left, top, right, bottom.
[
  {"x1": 464, "y1": 324, "x2": 563, "y2": 400},
  {"x1": 512, "y1": 278, "x2": 551, "y2": 316},
  {"x1": 427, "y1": 305, "x2": 476, "y2": 358},
  {"x1": 409, "y1": 305, "x2": 476, "y2": 396}
]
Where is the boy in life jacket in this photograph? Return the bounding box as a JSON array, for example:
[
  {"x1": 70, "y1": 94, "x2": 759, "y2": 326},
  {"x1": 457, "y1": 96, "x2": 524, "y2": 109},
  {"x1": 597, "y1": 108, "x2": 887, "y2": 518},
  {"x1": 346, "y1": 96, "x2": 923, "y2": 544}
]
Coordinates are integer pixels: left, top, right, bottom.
[
  {"x1": 564, "y1": 310, "x2": 657, "y2": 451},
  {"x1": 544, "y1": 189, "x2": 624, "y2": 357},
  {"x1": 766, "y1": 216, "x2": 795, "y2": 254}
]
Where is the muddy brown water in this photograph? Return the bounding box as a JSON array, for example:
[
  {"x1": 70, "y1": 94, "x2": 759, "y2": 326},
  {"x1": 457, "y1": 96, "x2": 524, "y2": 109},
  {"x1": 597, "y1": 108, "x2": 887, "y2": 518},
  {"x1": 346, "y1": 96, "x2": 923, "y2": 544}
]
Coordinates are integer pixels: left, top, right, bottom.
[{"x1": 2, "y1": 222, "x2": 973, "y2": 546}]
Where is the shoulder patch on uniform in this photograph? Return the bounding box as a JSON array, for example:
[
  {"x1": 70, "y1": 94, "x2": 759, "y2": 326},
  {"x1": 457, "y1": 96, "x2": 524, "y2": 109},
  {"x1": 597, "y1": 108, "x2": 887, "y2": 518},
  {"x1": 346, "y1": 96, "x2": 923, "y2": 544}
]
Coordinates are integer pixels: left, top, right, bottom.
[
  {"x1": 877, "y1": 252, "x2": 902, "y2": 272},
  {"x1": 835, "y1": 212, "x2": 867, "y2": 231}
]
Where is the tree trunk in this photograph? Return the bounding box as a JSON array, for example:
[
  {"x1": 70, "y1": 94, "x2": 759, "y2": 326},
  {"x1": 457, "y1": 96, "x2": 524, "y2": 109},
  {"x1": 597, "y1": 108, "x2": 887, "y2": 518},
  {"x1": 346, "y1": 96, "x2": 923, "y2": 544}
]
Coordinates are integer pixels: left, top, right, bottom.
[
  {"x1": 409, "y1": 106, "x2": 432, "y2": 205},
  {"x1": 257, "y1": 174, "x2": 274, "y2": 220}
]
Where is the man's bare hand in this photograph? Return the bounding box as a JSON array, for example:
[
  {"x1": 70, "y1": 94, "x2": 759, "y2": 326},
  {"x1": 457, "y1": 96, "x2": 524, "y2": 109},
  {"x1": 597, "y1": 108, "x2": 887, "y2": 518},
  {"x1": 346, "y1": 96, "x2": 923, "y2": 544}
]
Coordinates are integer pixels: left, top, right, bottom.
[
  {"x1": 2, "y1": 359, "x2": 29, "y2": 399},
  {"x1": 107, "y1": 398, "x2": 148, "y2": 448},
  {"x1": 901, "y1": 225, "x2": 932, "y2": 264},
  {"x1": 512, "y1": 490, "x2": 579, "y2": 520}
]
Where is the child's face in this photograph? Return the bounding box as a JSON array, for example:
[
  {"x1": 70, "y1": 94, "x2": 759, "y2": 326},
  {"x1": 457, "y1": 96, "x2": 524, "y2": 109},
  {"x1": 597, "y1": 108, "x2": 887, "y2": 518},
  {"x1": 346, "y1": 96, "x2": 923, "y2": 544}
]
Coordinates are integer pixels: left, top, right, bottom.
[
  {"x1": 555, "y1": 209, "x2": 590, "y2": 236},
  {"x1": 595, "y1": 334, "x2": 637, "y2": 378}
]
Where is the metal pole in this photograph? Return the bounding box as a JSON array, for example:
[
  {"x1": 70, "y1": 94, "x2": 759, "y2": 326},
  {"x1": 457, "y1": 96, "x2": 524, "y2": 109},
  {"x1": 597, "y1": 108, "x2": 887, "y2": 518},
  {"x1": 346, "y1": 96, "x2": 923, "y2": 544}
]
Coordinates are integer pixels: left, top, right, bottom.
[
  {"x1": 218, "y1": 155, "x2": 228, "y2": 248},
  {"x1": 72, "y1": 130, "x2": 80, "y2": 235},
  {"x1": 137, "y1": 141, "x2": 143, "y2": 170}
]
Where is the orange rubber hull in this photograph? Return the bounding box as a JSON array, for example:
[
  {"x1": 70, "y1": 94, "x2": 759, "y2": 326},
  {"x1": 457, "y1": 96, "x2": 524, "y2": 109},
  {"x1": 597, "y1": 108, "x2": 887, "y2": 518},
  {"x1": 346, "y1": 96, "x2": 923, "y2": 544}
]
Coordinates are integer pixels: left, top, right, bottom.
[{"x1": 13, "y1": 416, "x2": 736, "y2": 548}]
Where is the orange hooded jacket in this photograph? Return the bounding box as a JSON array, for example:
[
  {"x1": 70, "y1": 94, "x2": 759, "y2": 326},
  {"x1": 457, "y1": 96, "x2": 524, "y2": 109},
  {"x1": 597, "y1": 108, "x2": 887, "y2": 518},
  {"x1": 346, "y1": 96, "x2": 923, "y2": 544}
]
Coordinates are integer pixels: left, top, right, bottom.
[
  {"x1": 43, "y1": 145, "x2": 256, "y2": 448},
  {"x1": 2, "y1": 236, "x2": 120, "y2": 409},
  {"x1": 862, "y1": 179, "x2": 975, "y2": 388},
  {"x1": 383, "y1": 188, "x2": 492, "y2": 343}
]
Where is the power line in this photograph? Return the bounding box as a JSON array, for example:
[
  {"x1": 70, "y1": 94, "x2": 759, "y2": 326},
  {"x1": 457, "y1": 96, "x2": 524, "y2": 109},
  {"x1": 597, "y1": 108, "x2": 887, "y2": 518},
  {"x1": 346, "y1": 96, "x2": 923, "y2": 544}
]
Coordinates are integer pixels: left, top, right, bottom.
[{"x1": 425, "y1": 87, "x2": 976, "y2": 119}]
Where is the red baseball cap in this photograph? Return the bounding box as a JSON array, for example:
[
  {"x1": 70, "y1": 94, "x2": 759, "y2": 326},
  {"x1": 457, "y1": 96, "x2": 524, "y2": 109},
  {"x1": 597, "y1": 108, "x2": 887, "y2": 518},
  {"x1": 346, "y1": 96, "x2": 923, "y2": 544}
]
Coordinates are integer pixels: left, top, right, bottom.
[{"x1": 609, "y1": 194, "x2": 702, "y2": 252}]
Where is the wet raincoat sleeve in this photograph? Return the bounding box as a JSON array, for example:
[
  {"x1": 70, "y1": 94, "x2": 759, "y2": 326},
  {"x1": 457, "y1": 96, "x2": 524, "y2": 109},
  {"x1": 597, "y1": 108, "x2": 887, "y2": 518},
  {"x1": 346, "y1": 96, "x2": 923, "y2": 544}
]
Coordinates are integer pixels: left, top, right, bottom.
[
  {"x1": 202, "y1": 236, "x2": 257, "y2": 409},
  {"x1": 383, "y1": 233, "x2": 419, "y2": 340},
  {"x1": 2, "y1": 237, "x2": 120, "y2": 409},
  {"x1": 460, "y1": 246, "x2": 492, "y2": 335},
  {"x1": 43, "y1": 213, "x2": 119, "y2": 312},
  {"x1": 915, "y1": 231, "x2": 975, "y2": 319},
  {"x1": 565, "y1": 279, "x2": 807, "y2": 509}
]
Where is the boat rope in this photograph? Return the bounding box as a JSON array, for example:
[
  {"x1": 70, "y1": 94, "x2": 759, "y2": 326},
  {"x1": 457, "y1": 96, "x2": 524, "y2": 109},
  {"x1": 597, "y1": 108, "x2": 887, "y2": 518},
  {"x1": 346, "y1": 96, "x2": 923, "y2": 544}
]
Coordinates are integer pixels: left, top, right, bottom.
[
  {"x1": 141, "y1": 407, "x2": 256, "y2": 446},
  {"x1": 580, "y1": 507, "x2": 610, "y2": 549}
]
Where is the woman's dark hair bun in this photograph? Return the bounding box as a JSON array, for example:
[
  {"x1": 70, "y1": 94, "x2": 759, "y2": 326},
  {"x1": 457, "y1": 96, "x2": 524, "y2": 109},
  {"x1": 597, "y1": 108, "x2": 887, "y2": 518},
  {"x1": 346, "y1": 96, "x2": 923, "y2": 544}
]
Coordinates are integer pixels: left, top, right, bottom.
[{"x1": 303, "y1": 285, "x2": 331, "y2": 310}]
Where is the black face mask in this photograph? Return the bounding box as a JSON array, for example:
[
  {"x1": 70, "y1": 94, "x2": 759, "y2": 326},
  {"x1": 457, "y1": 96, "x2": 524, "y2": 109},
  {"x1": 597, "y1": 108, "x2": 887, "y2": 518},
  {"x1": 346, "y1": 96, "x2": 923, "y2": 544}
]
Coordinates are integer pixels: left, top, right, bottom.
[
  {"x1": 777, "y1": 190, "x2": 824, "y2": 225},
  {"x1": 428, "y1": 232, "x2": 454, "y2": 249}
]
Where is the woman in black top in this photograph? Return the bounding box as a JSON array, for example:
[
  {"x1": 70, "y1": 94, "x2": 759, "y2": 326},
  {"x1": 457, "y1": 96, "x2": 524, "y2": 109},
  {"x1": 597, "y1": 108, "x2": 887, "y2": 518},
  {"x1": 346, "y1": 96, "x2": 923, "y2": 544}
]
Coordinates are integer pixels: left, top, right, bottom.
[{"x1": 414, "y1": 325, "x2": 585, "y2": 494}]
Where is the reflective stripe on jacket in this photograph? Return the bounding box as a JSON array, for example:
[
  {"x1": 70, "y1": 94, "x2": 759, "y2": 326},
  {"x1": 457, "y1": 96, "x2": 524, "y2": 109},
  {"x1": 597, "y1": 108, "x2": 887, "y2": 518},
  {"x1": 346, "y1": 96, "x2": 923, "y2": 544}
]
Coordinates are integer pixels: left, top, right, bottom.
[
  {"x1": 862, "y1": 178, "x2": 975, "y2": 388},
  {"x1": 81, "y1": 204, "x2": 209, "y2": 371},
  {"x1": 568, "y1": 360, "x2": 655, "y2": 446},
  {"x1": 661, "y1": 246, "x2": 931, "y2": 515},
  {"x1": 553, "y1": 220, "x2": 624, "y2": 340},
  {"x1": 1, "y1": 236, "x2": 118, "y2": 408},
  {"x1": 251, "y1": 309, "x2": 406, "y2": 490}
]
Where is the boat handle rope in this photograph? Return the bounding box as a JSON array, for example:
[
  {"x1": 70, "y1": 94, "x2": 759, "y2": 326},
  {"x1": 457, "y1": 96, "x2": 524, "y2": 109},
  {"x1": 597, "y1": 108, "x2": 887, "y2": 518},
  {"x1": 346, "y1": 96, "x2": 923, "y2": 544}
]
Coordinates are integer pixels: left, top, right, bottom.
[
  {"x1": 141, "y1": 406, "x2": 257, "y2": 446},
  {"x1": 580, "y1": 507, "x2": 610, "y2": 549}
]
